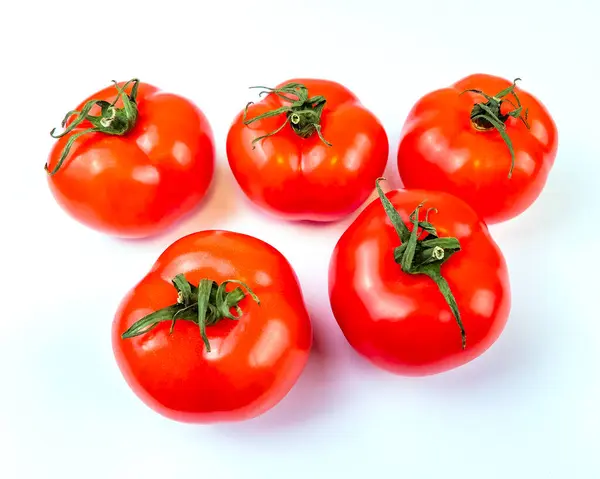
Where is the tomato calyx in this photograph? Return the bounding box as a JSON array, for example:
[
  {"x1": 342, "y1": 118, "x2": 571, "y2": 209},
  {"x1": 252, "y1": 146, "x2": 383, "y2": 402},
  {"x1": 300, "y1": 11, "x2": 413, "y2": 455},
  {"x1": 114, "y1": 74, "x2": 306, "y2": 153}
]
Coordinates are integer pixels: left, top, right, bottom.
[
  {"x1": 376, "y1": 179, "x2": 466, "y2": 349},
  {"x1": 121, "y1": 274, "x2": 260, "y2": 353},
  {"x1": 460, "y1": 78, "x2": 531, "y2": 179},
  {"x1": 45, "y1": 79, "x2": 141, "y2": 176},
  {"x1": 242, "y1": 83, "x2": 332, "y2": 149}
]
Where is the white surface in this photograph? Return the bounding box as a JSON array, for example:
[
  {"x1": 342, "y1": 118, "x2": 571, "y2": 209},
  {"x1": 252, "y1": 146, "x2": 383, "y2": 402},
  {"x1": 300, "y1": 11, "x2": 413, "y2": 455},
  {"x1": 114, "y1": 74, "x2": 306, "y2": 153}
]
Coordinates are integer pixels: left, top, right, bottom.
[{"x1": 1, "y1": 1, "x2": 599, "y2": 477}]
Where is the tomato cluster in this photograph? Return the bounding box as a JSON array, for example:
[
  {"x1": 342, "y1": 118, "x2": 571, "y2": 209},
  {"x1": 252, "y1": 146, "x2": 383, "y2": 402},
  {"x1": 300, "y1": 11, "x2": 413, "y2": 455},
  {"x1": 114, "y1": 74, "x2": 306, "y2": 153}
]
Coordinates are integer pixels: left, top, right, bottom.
[{"x1": 46, "y1": 75, "x2": 557, "y2": 422}]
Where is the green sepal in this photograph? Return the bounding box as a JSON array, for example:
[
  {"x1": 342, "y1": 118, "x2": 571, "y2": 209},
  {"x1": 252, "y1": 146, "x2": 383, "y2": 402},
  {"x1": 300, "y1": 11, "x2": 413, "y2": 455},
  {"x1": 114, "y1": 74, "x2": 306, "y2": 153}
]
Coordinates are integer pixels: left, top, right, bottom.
[
  {"x1": 46, "y1": 79, "x2": 141, "y2": 175},
  {"x1": 120, "y1": 275, "x2": 260, "y2": 353},
  {"x1": 242, "y1": 83, "x2": 332, "y2": 148},
  {"x1": 376, "y1": 178, "x2": 466, "y2": 349},
  {"x1": 460, "y1": 77, "x2": 531, "y2": 179}
]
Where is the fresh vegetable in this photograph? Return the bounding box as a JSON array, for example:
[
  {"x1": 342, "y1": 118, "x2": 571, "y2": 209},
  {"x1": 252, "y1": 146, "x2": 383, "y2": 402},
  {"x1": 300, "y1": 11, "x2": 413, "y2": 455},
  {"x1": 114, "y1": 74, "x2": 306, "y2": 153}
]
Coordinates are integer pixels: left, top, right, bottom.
[
  {"x1": 46, "y1": 79, "x2": 215, "y2": 237},
  {"x1": 329, "y1": 179, "x2": 510, "y2": 375},
  {"x1": 112, "y1": 230, "x2": 312, "y2": 423},
  {"x1": 226, "y1": 79, "x2": 389, "y2": 221},
  {"x1": 397, "y1": 74, "x2": 558, "y2": 224}
]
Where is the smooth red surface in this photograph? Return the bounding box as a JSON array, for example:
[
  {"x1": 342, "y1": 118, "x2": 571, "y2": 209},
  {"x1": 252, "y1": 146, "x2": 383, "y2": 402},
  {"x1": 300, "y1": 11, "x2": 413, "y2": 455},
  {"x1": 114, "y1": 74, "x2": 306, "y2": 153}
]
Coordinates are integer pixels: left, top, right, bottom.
[
  {"x1": 397, "y1": 74, "x2": 558, "y2": 224},
  {"x1": 47, "y1": 81, "x2": 215, "y2": 238},
  {"x1": 329, "y1": 188, "x2": 510, "y2": 375},
  {"x1": 227, "y1": 78, "x2": 389, "y2": 221},
  {"x1": 112, "y1": 230, "x2": 312, "y2": 423}
]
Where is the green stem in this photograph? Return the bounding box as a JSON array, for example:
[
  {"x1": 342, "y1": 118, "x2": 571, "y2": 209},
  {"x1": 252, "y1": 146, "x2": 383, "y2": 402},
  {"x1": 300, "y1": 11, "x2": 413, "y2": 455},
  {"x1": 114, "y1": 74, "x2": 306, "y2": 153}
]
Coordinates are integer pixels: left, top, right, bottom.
[
  {"x1": 415, "y1": 246, "x2": 445, "y2": 266},
  {"x1": 121, "y1": 275, "x2": 260, "y2": 353},
  {"x1": 425, "y1": 270, "x2": 466, "y2": 349},
  {"x1": 242, "y1": 82, "x2": 332, "y2": 148},
  {"x1": 460, "y1": 78, "x2": 531, "y2": 179},
  {"x1": 376, "y1": 178, "x2": 466, "y2": 349},
  {"x1": 196, "y1": 280, "x2": 214, "y2": 352},
  {"x1": 45, "y1": 79, "x2": 141, "y2": 176}
]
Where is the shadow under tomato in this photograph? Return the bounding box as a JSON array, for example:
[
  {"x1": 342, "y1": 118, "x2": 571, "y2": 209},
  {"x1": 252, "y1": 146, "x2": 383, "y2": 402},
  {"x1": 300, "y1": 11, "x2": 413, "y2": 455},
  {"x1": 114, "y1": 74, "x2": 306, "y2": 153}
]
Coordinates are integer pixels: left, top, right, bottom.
[
  {"x1": 382, "y1": 151, "x2": 403, "y2": 189},
  {"x1": 314, "y1": 282, "x2": 541, "y2": 396},
  {"x1": 489, "y1": 153, "x2": 585, "y2": 244},
  {"x1": 211, "y1": 320, "x2": 338, "y2": 434},
  {"x1": 409, "y1": 290, "x2": 546, "y2": 397}
]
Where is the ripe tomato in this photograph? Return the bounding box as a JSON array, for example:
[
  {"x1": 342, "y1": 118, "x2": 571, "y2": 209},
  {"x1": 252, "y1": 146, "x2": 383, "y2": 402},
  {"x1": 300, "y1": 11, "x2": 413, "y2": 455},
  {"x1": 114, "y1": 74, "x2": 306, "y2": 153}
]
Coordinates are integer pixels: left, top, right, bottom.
[
  {"x1": 46, "y1": 79, "x2": 215, "y2": 238},
  {"x1": 397, "y1": 74, "x2": 558, "y2": 224},
  {"x1": 329, "y1": 180, "x2": 510, "y2": 375},
  {"x1": 112, "y1": 230, "x2": 312, "y2": 423},
  {"x1": 226, "y1": 79, "x2": 389, "y2": 221}
]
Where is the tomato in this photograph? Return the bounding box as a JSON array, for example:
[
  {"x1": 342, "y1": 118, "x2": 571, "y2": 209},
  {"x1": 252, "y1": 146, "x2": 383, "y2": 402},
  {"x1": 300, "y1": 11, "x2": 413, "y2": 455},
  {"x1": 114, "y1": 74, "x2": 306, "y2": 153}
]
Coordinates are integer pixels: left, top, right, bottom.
[
  {"x1": 226, "y1": 79, "x2": 389, "y2": 221},
  {"x1": 46, "y1": 79, "x2": 215, "y2": 238},
  {"x1": 397, "y1": 74, "x2": 558, "y2": 224},
  {"x1": 112, "y1": 230, "x2": 312, "y2": 423},
  {"x1": 329, "y1": 180, "x2": 510, "y2": 375}
]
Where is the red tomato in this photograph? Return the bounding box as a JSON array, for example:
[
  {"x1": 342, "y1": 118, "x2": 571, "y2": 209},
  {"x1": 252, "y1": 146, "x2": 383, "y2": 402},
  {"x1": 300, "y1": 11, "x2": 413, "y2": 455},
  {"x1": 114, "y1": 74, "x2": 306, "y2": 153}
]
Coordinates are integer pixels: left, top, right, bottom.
[
  {"x1": 397, "y1": 74, "x2": 558, "y2": 224},
  {"x1": 329, "y1": 180, "x2": 510, "y2": 375},
  {"x1": 226, "y1": 79, "x2": 389, "y2": 221},
  {"x1": 112, "y1": 230, "x2": 312, "y2": 423},
  {"x1": 46, "y1": 79, "x2": 215, "y2": 238}
]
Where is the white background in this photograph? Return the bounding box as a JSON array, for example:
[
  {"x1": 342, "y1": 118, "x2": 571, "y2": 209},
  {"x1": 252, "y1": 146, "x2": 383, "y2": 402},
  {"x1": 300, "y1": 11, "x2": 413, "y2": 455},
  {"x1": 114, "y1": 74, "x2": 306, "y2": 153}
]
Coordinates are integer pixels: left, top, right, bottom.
[{"x1": 1, "y1": 1, "x2": 598, "y2": 477}]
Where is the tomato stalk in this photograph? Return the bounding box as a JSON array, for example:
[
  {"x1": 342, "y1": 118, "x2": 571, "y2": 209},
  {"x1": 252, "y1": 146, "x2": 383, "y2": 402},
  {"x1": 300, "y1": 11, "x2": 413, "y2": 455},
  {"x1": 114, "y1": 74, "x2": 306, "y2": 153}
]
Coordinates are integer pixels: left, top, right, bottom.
[
  {"x1": 461, "y1": 78, "x2": 531, "y2": 178},
  {"x1": 376, "y1": 179, "x2": 466, "y2": 349},
  {"x1": 121, "y1": 274, "x2": 260, "y2": 352},
  {"x1": 242, "y1": 83, "x2": 332, "y2": 148},
  {"x1": 46, "y1": 79, "x2": 141, "y2": 175}
]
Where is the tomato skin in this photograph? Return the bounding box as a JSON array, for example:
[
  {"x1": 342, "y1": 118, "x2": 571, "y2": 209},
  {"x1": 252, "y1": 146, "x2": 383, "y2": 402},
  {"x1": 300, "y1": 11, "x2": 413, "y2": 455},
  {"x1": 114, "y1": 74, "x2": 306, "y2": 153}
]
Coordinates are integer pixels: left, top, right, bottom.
[
  {"x1": 47, "y1": 81, "x2": 215, "y2": 238},
  {"x1": 226, "y1": 78, "x2": 389, "y2": 221},
  {"x1": 329, "y1": 189, "x2": 510, "y2": 375},
  {"x1": 112, "y1": 230, "x2": 312, "y2": 423},
  {"x1": 397, "y1": 74, "x2": 558, "y2": 224}
]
